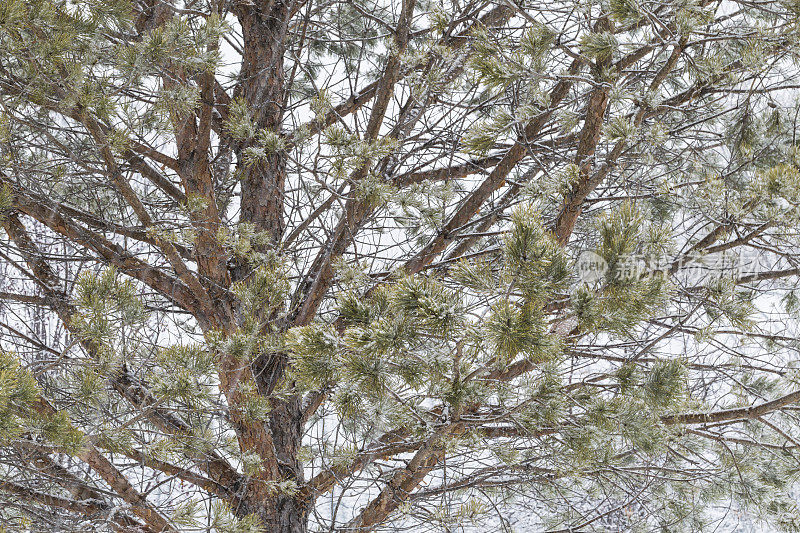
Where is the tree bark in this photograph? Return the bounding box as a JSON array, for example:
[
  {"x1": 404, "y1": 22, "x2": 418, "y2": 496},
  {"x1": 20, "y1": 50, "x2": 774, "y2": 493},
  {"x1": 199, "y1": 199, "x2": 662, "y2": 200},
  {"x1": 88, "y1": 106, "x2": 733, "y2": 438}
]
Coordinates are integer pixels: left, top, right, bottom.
[
  {"x1": 230, "y1": 3, "x2": 306, "y2": 531},
  {"x1": 234, "y1": 0, "x2": 291, "y2": 259}
]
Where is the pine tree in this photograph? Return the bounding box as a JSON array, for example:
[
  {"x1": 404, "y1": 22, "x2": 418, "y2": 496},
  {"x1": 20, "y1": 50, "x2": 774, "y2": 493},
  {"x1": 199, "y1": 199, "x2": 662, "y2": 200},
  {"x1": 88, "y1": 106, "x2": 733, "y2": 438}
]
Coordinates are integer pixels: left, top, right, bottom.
[{"x1": 3, "y1": 0, "x2": 800, "y2": 531}]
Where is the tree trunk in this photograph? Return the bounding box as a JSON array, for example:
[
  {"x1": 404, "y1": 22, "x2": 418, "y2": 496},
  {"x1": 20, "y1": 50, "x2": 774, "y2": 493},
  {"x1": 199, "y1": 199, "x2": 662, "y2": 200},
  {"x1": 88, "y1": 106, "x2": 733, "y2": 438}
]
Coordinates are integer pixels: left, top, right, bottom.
[
  {"x1": 233, "y1": 395, "x2": 308, "y2": 532},
  {"x1": 266, "y1": 399, "x2": 308, "y2": 532},
  {"x1": 228, "y1": 3, "x2": 304, "y2": 531},
  {"x1": 263, "y1": 497, "x2": 308, "y2": 533},
  {"x1": 234, "y1": 0, "x2": 290, "y2": 252}
]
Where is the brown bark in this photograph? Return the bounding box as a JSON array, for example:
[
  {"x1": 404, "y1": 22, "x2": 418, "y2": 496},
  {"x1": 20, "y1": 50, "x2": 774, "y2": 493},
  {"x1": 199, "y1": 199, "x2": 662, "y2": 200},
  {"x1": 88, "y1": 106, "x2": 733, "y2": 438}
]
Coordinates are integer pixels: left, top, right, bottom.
[
  {"x1": 553, "y1": 35, "x2": 686, "y2": 245},
  {"x1": 226, "y1": 2, "x2": 309, "y2": 531},
  {"x1": 233, "y1": 0, "x2": 292, "y2": 256}
]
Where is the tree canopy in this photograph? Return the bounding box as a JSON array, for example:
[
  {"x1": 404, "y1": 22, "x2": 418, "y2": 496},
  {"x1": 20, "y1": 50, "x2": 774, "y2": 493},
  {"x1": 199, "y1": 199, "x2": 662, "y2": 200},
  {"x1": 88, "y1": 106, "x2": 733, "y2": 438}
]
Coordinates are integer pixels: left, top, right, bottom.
[{"x1": 3, "y1": 0, "x2": 800, "y2": 531}]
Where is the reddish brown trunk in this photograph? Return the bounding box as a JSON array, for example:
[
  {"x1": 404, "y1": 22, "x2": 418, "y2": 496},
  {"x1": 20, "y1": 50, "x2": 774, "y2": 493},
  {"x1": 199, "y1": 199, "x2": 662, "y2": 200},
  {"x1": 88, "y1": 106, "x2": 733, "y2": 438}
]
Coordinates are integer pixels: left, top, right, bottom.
[
  {"x1": 234, "y1": 0, "x2": 290, "y2": 259},
  {"x1": 231, "y1": 397, "x2": 308, "y2": 533},
  {"x1": 229, "y1": 4, "x2": 306, "y2": 532},
  {"x1": 266, "y1": 398, "x2": 308, "y2": 532}
]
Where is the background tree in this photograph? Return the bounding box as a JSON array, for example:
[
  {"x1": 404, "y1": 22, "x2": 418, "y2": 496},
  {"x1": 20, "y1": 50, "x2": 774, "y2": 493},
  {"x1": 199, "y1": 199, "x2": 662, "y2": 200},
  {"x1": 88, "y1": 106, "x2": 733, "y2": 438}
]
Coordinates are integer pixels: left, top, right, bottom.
[{"x1": 3, "y1": 0, "x2": 800, "y2": 531}]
